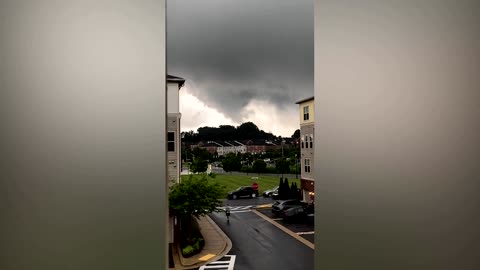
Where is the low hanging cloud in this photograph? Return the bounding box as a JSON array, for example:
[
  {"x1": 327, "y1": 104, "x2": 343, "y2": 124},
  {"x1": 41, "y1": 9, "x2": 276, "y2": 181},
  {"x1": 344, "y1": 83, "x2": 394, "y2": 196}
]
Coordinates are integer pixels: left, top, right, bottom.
[{"x1": 168, "y1": 0, "x2": 313, "y2": 135}]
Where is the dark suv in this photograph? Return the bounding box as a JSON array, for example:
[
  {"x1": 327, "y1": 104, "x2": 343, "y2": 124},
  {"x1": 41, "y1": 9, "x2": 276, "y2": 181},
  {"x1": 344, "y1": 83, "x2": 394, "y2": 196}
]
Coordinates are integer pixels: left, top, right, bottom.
[{"x1": 227, "y1": 186, "x2": 259, "y2": 200}]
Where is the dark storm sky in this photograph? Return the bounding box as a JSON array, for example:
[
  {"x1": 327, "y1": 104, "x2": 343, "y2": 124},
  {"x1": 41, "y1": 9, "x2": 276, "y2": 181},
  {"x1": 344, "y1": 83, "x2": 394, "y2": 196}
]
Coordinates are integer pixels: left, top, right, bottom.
[{"x1": 167, "y1": 0, "x2": 313, "y2": 136}]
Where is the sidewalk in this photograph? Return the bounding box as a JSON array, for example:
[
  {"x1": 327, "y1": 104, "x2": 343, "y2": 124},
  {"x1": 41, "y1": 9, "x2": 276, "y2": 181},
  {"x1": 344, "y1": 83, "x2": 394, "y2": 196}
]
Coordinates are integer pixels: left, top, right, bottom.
[{"x1": 172, "y1": 215, "x2": 232, "y2": 270}]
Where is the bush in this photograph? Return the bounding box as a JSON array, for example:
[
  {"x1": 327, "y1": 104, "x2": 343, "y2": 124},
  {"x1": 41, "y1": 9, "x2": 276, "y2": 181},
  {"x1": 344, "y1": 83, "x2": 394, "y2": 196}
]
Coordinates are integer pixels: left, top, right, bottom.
[
  {"x1": 182, "y1": 245, "x2": 195, "y2": 257},
  {"x1": 181, "y1": 237, "x2": 205, "y2": 258},
  {"x1": 208, "y1": 172, "x2": 217, "y2": 178},
  {"x1": 179, "y1": 217, "x2": 207, "y2": 257}
]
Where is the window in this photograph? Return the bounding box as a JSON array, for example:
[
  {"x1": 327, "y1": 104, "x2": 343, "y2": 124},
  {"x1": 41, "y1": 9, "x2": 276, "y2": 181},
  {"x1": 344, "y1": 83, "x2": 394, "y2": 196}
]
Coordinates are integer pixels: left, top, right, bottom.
[
  {"x1": 304, "y1": 158, "x2": 311, "y2": 173},
  {"x1": 168, "y1": 132, "x2": 175, "y2": 152},
  {"x1": 303, "y1": 106, "x2": 309, "y2": 120},
  {"x1": 301, "y1": 135, "x2": 304, "y2": 148},
  {"x1": 305, "y1": 135, "x2": 309, "y2": 148},
  {"x1": 309, "y1": 134, "x2": 313, "y2": 148}
]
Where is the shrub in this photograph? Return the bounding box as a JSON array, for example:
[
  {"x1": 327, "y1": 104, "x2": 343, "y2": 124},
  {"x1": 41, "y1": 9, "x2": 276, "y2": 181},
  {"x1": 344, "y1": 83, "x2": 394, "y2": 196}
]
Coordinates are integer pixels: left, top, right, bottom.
[
  {"x1": 182, "y1": 245, "x2": 195, "y2": 257},
  {"x1": 181, "y1": 237, "x2": 205, "y2": 258},
  {"x1": 208, "y1": 172, "x2": 217, "y2": 178}
]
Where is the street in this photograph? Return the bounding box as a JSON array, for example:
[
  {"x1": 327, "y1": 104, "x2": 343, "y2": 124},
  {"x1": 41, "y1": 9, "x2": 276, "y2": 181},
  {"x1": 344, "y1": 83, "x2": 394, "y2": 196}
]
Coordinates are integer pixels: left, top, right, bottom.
[{"x1": 208, "y1": 198, "x2": 314, "y2": 270}]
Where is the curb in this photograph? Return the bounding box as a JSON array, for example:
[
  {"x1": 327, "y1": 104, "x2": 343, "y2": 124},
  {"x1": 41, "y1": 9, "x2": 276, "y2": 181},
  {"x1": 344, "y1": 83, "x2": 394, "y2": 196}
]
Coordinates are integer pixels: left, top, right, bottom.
[
  {"x1": 254, "y1": 203, "x2": 273, "y2": 209},
  {"x1": 252, "y1": 209, "x2": 315, "y2": 250},
  {"x1": 204, "y1": 215, "x2": 233, "y2": 261},
  {"x1": 173, "y1": 216, "x2": 232, "y2": 270}
]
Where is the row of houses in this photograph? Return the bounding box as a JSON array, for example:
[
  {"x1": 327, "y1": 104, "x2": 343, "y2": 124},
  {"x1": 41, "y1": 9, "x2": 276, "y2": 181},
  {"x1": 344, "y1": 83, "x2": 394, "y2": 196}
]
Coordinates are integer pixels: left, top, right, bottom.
[{"x1": 189, "y1": 139, "x2": 297, "y2": 156}]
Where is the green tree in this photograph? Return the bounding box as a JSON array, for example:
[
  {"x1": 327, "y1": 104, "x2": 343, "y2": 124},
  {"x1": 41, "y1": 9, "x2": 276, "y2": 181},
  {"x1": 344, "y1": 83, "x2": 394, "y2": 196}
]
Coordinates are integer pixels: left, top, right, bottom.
[
  {"x1": 237, "y1": 122, "x2": 261, "y2": 139},
  {"x1": 221, "y1": 153, "x2": 242, "y2": 173},
  {"x1": 290, "y1": 182, "x2": 299, "y2": 200},
  {"x1": 252, "y1": 159, "x2": 267, "y2": 174},
  {"x1": 190, "y1": 157, "x2": 208, "y2": 173},
  {"x1": 291, "y1": 129, "x2": 300, "y2": 139},
  {"x1": 169, "y1": 175, "x2": 224, "y2": 241},
  {"x1": 278, "y1": 177, "x2": 285, "y2": 199},
  {"x1": 275, "y1": 158, "x2": 290, "y2": 178},
  {"x1": 283, "y1": 178, "x2": 290, "y2": 200},
  {"x1": 192, "y1": 147, "x2": 212, "y2": 161}
]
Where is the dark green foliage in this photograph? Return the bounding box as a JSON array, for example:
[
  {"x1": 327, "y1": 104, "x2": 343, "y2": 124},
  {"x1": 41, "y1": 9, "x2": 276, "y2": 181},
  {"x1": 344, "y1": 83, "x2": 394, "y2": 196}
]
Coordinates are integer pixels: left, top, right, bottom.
[
  {"x1": 180, "y1": 217, "x2": 206, "y2": 257},
  {"x1": 192, "y1": 147, "x2": 212, "y2": 161},
  {"x1": 252, "y1": 159, "x2": 267, "y2": 173},
  {"x1": 173, "y1": 178, "x2": 218, "y2": 257},
  {"x1": 278, "y1": 177, "x2": 287, "y2": 200},
  {"x1": 190, "y1": 157, "x2": 208, "y2": 173},
  {"x1": 181, "y1": 121, "x2": 278, "y2": 143},
  {"x1": 290, "y1": 182, "x2": 300, "y2": 200},
  {"x1": 291, "y1": 129, "x2": 300, "y2": 139},
  {"x1": 275, "y1": 158, "x2": 290, "y2": 176},
  {"x1": 169, "y1": 175, "x2": 224, "y2": 219},
  {"x1": 283, "y1": 178, "x2": 290, "y2": 200},
  {"x1": 222, "y1": 153, "x2": 242, "y2": 172}
]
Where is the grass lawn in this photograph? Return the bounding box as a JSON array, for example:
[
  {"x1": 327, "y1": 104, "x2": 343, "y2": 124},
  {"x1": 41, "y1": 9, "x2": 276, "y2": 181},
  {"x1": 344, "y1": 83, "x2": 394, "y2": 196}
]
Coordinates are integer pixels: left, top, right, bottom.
[{"x1": 180, "y1": 174, "x2": 300, "y2": 198}]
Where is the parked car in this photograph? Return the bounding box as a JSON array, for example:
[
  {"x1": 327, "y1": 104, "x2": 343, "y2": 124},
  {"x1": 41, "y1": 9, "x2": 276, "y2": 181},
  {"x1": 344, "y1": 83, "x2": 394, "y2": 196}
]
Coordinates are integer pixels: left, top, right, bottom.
[
  {"x1": 282, "y1": 205, "x2": 308, "y2": 223},
  {"x1": 227, "y1": 186, "x2": 259, "y2": 200},
  {"x1": 262, "y1": 186, "x2": 278, "y2": 197},
  {"x1": 271, "y1": 199, "x2": 304, "y2": 216}
]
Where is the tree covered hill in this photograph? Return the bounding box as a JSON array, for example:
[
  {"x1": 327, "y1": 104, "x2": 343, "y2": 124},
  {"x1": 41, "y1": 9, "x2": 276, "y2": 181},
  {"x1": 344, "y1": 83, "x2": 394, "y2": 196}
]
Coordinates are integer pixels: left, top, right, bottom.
[{"x1": 182, "y1": 122, "x2": 299, "y2": 143}]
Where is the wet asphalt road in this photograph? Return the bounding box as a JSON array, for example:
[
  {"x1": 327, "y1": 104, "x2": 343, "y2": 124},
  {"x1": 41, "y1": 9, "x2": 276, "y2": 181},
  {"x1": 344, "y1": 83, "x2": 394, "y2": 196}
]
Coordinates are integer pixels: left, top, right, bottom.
[
  {"x1": 209, "y1": 210, "x2": 314, "y2": 270},
  {"x1": 221, "y1": 196, "x2": 274, "y2": 207}
]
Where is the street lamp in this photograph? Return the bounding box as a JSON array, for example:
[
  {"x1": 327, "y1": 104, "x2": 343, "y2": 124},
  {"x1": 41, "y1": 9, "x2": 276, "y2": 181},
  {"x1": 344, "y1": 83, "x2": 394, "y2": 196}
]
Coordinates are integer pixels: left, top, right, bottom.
[{"x1": 295, "y1": 153, "x2": 298, "y2": 179}]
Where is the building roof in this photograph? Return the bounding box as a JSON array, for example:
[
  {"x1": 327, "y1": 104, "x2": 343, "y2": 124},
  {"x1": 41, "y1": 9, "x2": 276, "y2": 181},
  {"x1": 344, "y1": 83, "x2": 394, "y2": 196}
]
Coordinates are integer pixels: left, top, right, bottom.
[
  {"x1": 225, "y1": 140, "x2": 244, "y2": 146},
  {"x1": 295, "y1": 96, "x2": 314, "y2": 104},
  {"x1": 167, "y1": 74, "x2": 185, "y2": 88},
  {"x1": 204, "y1": 141, "x2": 223, "y2": 147}
]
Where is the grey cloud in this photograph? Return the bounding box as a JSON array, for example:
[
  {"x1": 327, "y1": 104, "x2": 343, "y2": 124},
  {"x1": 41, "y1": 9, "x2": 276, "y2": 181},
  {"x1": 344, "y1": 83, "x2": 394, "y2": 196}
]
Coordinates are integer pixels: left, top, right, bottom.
[{"x1": 167, "y1": 0, "x2": 313, "y2": 123}]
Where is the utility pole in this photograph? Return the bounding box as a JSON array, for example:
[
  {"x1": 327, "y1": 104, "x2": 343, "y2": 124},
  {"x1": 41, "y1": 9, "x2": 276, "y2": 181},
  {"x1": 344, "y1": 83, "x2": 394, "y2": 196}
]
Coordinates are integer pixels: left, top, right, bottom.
[{"x1": 295, "y1": 153, "x2": 298, "y2": 179}]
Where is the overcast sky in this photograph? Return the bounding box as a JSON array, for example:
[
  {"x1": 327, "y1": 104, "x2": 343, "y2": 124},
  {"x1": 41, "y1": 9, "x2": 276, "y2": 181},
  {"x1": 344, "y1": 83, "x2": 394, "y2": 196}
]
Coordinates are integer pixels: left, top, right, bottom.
[{"x1": 167, "y1": 0, "x2": 313, "y2": 137}]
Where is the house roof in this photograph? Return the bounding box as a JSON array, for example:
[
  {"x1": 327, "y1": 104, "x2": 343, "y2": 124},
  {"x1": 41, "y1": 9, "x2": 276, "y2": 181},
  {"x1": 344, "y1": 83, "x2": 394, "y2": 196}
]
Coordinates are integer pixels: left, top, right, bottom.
[
  {"x1": 167, "y1": 74, "x2": 185, "y2": 88},
  {"x1": 295, "y1": 96, "x2": 314, "y2": 104},
  {"x1": 204, "y1": 141, "x2": 223, "y2": 147},
  {"x1": 225, "y1": 140, "x2": 244, "y2": 146}
]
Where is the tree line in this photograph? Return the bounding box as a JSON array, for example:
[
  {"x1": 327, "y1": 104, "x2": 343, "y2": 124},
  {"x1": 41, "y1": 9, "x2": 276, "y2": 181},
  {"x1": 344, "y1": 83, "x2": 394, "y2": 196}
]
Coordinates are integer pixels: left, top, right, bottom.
[{"x1": 182, "y1": 121, "x2": 300, "y2": 143}]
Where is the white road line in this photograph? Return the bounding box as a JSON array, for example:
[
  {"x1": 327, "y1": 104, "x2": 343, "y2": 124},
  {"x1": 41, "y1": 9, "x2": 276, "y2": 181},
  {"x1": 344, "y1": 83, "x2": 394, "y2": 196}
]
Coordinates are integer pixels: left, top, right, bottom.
[
  {"x1": 200, "y1": 255, "x2": 236, "y2": 270},
  {"x1": 217, "y1": 205, "x2": 254, "y2": 211},
  {"x1": 296, "y1": 231, "x2": 315, "y2": 235},
  {"x1": 229, "y1": 210, "x2": 251, "y2": 213}
]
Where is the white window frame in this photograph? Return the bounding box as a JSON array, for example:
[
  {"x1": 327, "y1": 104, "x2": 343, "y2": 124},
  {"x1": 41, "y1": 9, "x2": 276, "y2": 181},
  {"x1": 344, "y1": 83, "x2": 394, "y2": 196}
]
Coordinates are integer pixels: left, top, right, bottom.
[
  {"x1": 304, "y1": 158, "x2": 311, "y2": 173},
  {"x1": 303, "y1": 106, "x2": 309, "y2": 120},
  {"x1": 168, "y1": 131, "x2": 175, "y2": 152}
]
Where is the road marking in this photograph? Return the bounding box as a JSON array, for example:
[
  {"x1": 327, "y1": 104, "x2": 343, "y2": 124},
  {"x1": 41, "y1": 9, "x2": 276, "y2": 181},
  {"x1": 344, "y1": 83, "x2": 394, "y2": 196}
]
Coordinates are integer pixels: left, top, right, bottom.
[
  {"x1": 199, "y1": 255, "x2": 236, "y2": 270},
  {"x1": 217, "y1": 205, "x2": 254, "y2": 211},
  {"x1": 255, "y1": 203, "x2": 273, "y2": 209},
  {"x1": 296, "y1": 231, "x2": 315, "y2": 235},
  {"x1": 229, "y1": 210, "x2": 251, "y2": 213},
  {"x1": 252, "y1": 209, "x2": 315, "y2": 250},
  {"x1": 271, "y1": 218, "x2": 283, "y2": 221}
]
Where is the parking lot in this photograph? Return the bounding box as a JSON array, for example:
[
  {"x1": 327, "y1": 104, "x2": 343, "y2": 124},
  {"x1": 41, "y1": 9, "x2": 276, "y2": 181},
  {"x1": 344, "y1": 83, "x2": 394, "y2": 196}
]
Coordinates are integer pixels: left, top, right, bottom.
[{"x1": 256, "y1": 208, "x2": 314, "y2": 244}]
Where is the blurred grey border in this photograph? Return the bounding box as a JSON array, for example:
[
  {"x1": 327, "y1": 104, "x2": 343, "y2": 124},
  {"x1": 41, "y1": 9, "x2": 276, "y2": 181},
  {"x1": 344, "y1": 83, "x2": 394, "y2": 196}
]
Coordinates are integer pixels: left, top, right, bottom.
[
  {"x1": 1, "y1": 1, "x2": 168, "y2": 269},
  {"x1": 1, "y1": 1, "x2": 479, "y2": 270},
  {"x1": 314, "y1": 1, "x2": 479, "y2": 269}
]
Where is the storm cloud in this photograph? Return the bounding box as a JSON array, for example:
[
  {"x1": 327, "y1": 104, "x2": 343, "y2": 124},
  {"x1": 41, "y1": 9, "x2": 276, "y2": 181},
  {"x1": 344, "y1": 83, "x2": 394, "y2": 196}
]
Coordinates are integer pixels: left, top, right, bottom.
[{"x1": 167, "y1": 0, "x2": 313, "y2": 135}]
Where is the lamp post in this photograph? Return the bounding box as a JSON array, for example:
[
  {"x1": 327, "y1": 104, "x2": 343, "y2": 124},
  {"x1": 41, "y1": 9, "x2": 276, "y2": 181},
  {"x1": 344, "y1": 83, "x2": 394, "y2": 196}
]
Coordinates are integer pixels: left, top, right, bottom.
[{"x1": 295, "y1": 153, "x2": 298, "y2": 179}]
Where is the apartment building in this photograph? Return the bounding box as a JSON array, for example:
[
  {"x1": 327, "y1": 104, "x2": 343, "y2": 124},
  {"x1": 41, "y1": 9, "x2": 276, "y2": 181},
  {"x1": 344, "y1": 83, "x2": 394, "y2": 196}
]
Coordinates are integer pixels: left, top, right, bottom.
[
  {"x1": 167, "y1": 74, "x2": 185, "y2": 244},
  {"x1": 296, "y1": 96, "x2": 315, "y2": 203}
]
